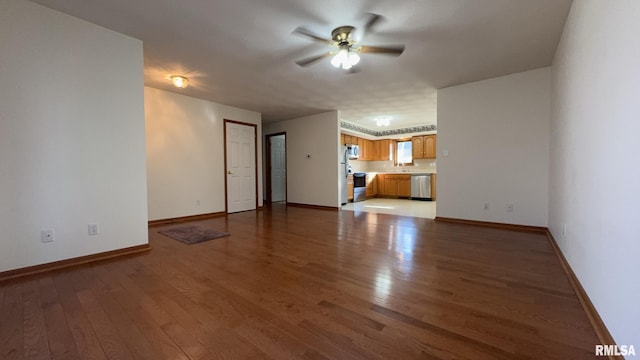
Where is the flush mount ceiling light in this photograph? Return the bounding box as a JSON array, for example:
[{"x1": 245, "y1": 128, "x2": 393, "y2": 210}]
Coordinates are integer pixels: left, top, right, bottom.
[
  {"x1": 376, "y1": 116, "x2": 391, "y2": 127},
  {"x1": 170, "y1": 75, "x2": 189, "y2": 89}
]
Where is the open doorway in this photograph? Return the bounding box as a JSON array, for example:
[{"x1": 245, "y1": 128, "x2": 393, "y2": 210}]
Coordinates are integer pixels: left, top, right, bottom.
[{"x1": 265, "y1": 133, "x2": 286, "y2": 205}]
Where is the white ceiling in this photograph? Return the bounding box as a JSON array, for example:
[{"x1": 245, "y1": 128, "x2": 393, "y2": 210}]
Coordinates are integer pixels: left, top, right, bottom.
[{"x1": 30, "y1": 0, "x2": 572, "y2": 131}]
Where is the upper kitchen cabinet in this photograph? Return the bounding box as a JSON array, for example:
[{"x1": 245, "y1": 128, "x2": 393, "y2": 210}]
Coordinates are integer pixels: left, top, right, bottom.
[
  {"x1": 342, "y1": 134, "x2": 360, "y2": 146},
  {"x1": 412, "y1": 135, "x2": 437, "y2": 159},
  {"x1": 356, "y1": 137, "x2": 379, "y2": 161},
  {"x1": 374, "y1": 139, "x2": 390, "y2": 161},
  {"x1": 357, "y1": 137, "x2": 368, "y2": 160},
  {"x1": 342, "y1": 134, "x2": 375, "y2": 160},
  {"x1": 339, "y1": 133, "x2": 401, "y2": 161},
  {"x1": 424, "y1": 135, "x2": 437, "y2": 158}
]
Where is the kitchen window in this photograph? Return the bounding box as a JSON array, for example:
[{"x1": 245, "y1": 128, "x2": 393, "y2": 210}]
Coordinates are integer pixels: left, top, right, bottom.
[{"x1": 395, "y1": 140, "x2": 413, "y2": 165}]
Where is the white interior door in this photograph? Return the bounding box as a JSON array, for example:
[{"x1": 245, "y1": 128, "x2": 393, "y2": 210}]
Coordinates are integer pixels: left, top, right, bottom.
[
  {"x1": 270, "y1": 135, "x2": 286, "y2": 202},
  {"x1": 226, "y1": 122, "x2": 256, "y2": 213}
]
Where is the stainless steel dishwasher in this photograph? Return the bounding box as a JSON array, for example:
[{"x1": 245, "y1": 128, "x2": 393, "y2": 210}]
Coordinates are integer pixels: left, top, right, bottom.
[{"x1": 411, "y1": 174, "x2": 431, "y2": 200}]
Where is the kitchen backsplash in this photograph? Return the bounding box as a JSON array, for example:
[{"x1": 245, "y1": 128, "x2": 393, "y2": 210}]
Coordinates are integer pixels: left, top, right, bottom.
[{"x1": 350, "y1": 159, "x2": 436, "y2": 173}]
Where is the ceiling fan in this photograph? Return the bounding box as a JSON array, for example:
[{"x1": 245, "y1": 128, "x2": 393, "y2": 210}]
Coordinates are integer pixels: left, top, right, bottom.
[{"x1": 293, "y1": 13, "x2": 405, "y2": 71}]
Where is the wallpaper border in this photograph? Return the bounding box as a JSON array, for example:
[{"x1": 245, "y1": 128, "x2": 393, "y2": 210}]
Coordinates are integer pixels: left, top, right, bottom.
[{"x1": 340, "y1": 121, "x2": 436, "y2": 137}]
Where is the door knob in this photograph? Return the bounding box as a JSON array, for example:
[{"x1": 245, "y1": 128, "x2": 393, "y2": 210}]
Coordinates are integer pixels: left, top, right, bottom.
[{"x1": 228, "y1": 171, "x2": 233, "y2": 174}]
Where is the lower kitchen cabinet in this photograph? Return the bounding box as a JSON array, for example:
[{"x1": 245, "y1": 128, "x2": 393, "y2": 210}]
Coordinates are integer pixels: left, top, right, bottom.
[
  {"x1": 376, "y1": 174, "x2": 411, "y2": 197},
  {"x1": 398, "y1": 176, "x2": 411, "y2": 197},
  {"x1": 385, "y1": 177, "x2": 398, "y2": 196},
  {"x1": 366, "y1": 174, "x2": 377, "y2": 197}
]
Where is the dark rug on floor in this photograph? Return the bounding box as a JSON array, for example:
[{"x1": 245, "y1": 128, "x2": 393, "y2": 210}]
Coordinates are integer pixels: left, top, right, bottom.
[{"x1": 158, "y1": 225, "x2": 230, "y2": 245}]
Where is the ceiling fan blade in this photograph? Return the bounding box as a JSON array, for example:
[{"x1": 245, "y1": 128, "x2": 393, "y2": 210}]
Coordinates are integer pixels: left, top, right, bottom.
[
  {"x1": 362, "y1": 13, "x2": 385, "y2": 38},
  {"x1": 359, "y1": 44, "x2": 405, "y2": 56},
  {"x1": 295, "y1": 52, "x2": 332, "y2": 67},
  {"x1": 292, "y1": 27, "x2": 332, "y2": 45}
]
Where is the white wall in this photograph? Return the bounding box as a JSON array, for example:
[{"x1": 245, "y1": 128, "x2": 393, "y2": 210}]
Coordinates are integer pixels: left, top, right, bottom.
[
  {"x1": 549, "y1": 0, "x2": 640, "y2": 346},
  {"x1": 0, "y1": 0, "x2": 148, "y2": 272},
  {"x1": 145, "y1": 87, "x2": 262, "y2": 221},
  {"x1": 263, "y1": 111, "x2": 340, "y2": 208},
  {"x1": 437, "y1": 68, "x2": 551, "y2": 227}
]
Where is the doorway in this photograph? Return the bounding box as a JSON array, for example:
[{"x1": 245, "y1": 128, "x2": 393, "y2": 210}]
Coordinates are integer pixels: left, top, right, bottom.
[
  {"x1": 224, "y1": 120, "x2": 258, "y2": 213},
  {"x1": 265, "y1": 132, "x2": 287, "y2": 205}
]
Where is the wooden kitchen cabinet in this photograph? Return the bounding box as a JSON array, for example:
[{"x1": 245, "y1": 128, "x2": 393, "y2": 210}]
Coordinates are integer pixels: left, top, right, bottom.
[
  {"x1": 376, "y1": 174, "x2": 385, "y2": 194},
  {"x1": 340, "y1": 134, "x2": 392, "y2": 161},
  {"x1": 357, "y1": 137, "x2": 367, "y2": 160},
  {"x1": 342, "y1": 134, "x2": 358, "y2": 146},
  {"x1": 424, "y1": 135, "x2": 436, "y2": 158},
  {"x1": 365, "y1": 174, "x2": 377, "y2": 197},
  {"x1": 377, "y1": 174, "x2": 411, "y2": 197},
  {"x1": 375, "y1": 139, "x2": 390, "y2": 161},
  {"x1": 398, "y1": 176, "x2": 411, "y2": 197},
  {"x1": 412, "y1": 136, "x2": 423, "y2": 159},
  {"x1": 385, "y1": 177, "x2": 399, "y2": 196},
  {"x1": 362, "y1": 138, "x2": 368, "y2": 160},
  {"x1": 412, "y1": 135, "x2": 437, "y2": 159},
  {"x1": 366, "y1": 140, "x2": 377, "y2": 160},
  {"x1": 357, "y1": 137, "x2": 377, "y2": 160}
]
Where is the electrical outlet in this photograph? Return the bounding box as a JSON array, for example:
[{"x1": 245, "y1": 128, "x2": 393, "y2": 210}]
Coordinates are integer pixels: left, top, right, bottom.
[
  {"x1": 41, "y1": 229, "x2": 55, "y2": 243},
  {"x1": 88, "y1": 224, "x2": 99, "y2": 236},
  {"x1": 507, "y1": 204, "x2": 514, "y2": 212},
  {"x1": 196, "y1": 199, "x2": 201, "y2": 206},
  {"x1": 483, "y1": 203, "x2": 489, "y2": 210}
]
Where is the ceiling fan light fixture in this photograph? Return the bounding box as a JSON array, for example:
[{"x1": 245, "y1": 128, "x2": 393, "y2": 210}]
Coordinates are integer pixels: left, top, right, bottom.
[
  {"x1": 331, "y1": 49, "x2": 348, "y2": 68},
  {"x1": 348, "y1": 52, "x2": 360, "y2": 66},
  {"x1": 170, "y1": 75, "x2": 189, "y2": 89},
  {"x1": 331, "y1": 49, "x2": 360, "y2": 70}
]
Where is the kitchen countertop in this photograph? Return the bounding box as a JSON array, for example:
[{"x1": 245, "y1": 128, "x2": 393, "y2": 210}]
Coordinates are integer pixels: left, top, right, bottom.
[{"x1": 364, "y1": 171, "x2": 436, "y2": 175}]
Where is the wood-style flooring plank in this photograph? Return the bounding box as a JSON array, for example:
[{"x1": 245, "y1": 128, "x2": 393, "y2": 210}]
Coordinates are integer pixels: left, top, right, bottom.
[
  {"x1": 38, "y1": 276, "x2": 80, "y2": 360},
  {"x1": 72, "y1": 268, "x2": 135, "y2": 360},
  {"x1": 0, "y1": 204, "x2": 602, "y2": 359},
  {"x1": 1, "y1": 282, "x2": 23, "y2": 360},
  {"x1": 50, "y1": 270, "x2": 107, "y2": 360},
  {"x1": 21, "y1": 279, "x2": 50, "y2": 360}
]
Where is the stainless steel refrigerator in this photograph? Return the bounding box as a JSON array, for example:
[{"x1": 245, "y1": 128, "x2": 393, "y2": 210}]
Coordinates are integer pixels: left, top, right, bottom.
[{"x1": 340, "y1": 146, "x2": 348, "y2": 205}]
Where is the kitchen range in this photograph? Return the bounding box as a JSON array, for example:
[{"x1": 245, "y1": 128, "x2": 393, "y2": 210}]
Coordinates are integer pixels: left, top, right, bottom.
[{"x1": 352, "y1": 173, "x2": 367, "y2": 202}]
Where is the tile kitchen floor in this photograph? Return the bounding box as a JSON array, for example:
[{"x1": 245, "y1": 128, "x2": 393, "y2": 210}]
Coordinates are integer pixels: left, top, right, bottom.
[{"x1": 342, "y1": 198, "x2": 436, "y2": 219}]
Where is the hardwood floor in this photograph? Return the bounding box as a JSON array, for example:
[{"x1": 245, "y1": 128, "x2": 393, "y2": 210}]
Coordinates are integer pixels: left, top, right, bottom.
[{"x1": 1, "y1": 204, "x2": 600, "y2": 359}]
